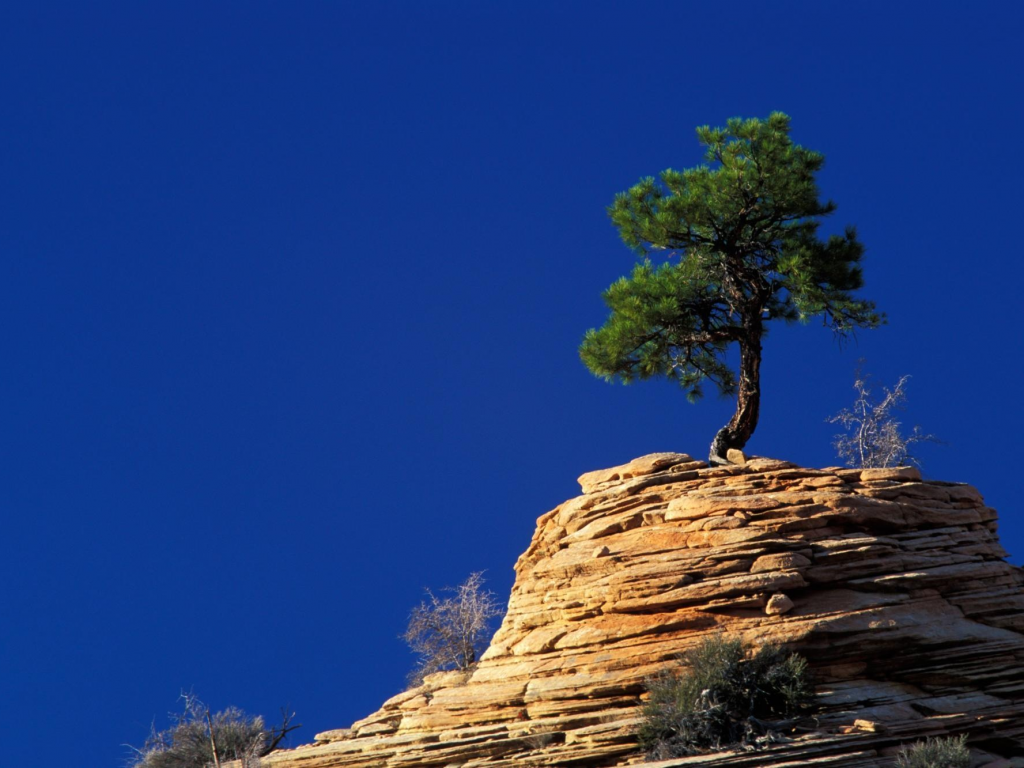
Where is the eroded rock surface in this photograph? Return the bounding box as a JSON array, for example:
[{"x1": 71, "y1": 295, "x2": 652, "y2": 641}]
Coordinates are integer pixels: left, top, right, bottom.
[{"x1": 251, "y1": 454, "x2": 1024, "y2": 767}]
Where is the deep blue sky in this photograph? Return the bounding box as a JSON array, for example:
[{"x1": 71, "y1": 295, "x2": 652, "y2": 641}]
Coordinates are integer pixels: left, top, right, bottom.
[{"x1": 2, "y1": 3, "x2": 1022, "y2": 766}]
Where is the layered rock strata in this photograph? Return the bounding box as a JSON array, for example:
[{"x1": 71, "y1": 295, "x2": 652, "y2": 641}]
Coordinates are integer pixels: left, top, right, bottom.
[{"x1": 255, "y1": 453, "x2": 1024, "y2": 767}]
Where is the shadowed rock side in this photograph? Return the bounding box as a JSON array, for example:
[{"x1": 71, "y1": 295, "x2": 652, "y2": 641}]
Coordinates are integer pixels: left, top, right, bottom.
[{"x1": 251, "y1": 454, "x2": 1024, "y2": 767}]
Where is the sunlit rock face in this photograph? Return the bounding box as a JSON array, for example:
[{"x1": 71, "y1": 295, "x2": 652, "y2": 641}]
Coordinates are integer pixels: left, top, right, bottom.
[{"x1": 248, "y1": 453, "x2": 1024, "y2": 767}]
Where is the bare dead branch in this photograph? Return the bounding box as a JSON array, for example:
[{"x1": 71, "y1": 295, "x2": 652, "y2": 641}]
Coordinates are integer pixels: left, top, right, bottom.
[
  {"x1": 403, "y1": 572, "x2": 503, "y2": 687},
  {"x1": 827, "y1": 363, "x2": 940, "y2": 468}
]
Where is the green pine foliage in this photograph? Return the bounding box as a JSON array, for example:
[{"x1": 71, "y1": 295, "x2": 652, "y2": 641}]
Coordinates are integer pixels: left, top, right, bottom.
[
  {"x1": 580, "y1": 259, "x2": 737, "y2": 402},
  {"x1": 637, "y1": 636, "x2": 813, "y2": 759},
  {"x1": 581, "y1": 113, "x2": 881, "y2": 455},
  {"x1": 895, "y1": 735, "x2": 971, "y2": 768}
]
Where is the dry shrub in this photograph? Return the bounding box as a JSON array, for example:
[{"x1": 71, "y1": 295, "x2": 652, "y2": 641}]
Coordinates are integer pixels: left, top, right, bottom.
[
  {"x1": 828, "y1": 364, "x2": 938, "y2": 468},
  {"x1": 128, "y1": 692, "x2": 298, "y2": 768},
  {"x1": 403, "y1": 571, "x2": 502, "y2": 687}
]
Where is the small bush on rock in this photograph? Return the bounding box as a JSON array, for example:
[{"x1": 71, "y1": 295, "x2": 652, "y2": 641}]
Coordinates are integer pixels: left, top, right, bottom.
[
  {"x1": 128, "y1": 692, "x2": 298, "y2": 768},
  {"x1": 403, "y1": 571, "x2": 503, "y2": 687},
  {"x1": 828, "y1": 363, "x2": 938, "y2": 468},
  {"x1": 637, "y1": 636, "x2": 812, "y2": 759},
  {"x1": 895, "y1": 735, "x2": 970, "y2": 768}
]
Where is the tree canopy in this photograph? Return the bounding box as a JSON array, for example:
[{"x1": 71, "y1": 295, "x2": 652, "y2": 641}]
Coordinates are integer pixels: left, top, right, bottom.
[{"x1": 580, "y1": 112, "x2": 881, "y2": 463}]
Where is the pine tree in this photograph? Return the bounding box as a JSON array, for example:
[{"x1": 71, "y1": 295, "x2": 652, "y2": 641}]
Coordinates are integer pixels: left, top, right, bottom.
[{"x1": 580, "y1": 113, "x2": 881, "y2": 464}]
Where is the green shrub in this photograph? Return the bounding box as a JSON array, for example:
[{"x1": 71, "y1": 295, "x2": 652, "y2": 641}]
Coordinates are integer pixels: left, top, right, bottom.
[
  {"x1": 128, "y1": 692, "x2": 298, "y2": 768},
  {"x1": 895, "y1": 735, "x2": 970, "y2": 768},
  {"x1": 637, "y1": 636, "x2": 812, "y2": 759}
]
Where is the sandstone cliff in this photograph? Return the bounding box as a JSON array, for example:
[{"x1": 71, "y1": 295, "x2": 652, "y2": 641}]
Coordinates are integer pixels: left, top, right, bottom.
[{"x1": 254, "y1": 454, "x2": 1024, "y2": 767}]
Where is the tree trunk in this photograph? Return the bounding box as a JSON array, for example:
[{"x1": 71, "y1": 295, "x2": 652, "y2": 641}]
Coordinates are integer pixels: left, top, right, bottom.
[{"x1": 709, "y1": 315, "x2": 763, "y2": 465}]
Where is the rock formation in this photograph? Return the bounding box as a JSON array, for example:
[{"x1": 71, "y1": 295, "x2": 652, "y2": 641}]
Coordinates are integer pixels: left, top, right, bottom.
[{"x1": 250, "y1": 453, "x2": 1024, "y2": 767}]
